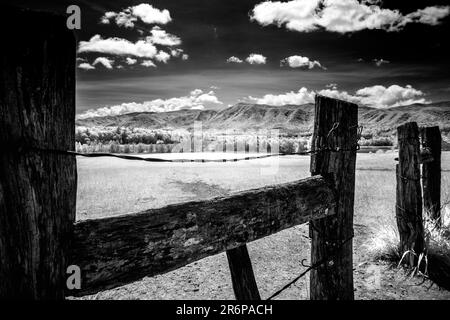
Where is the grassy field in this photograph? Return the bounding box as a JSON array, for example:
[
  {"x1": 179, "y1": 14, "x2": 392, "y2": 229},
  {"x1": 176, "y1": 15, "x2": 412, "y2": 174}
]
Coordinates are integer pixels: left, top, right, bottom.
[{"x1": 74, "y1": 151, "x2": 450, "y2": 300}]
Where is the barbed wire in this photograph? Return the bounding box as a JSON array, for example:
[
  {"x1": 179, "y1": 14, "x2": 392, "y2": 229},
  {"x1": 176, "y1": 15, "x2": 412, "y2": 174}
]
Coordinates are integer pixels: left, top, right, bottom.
[
  {"x1": 6, "y1": 123, "x2": 363, "y2": 163},
  {"x1": 266, "y1": 232, "x2": 354, "y2": 300}
]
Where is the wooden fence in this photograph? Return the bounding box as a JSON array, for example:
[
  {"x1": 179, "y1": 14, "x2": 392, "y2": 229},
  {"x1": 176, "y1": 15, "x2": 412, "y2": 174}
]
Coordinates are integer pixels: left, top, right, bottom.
[
  {"x1": 396, "y1": 122, "x2": 442, "y2": 266},
  {"x1": 0, "y1": 8, "x2": 358, "y2": 300}
]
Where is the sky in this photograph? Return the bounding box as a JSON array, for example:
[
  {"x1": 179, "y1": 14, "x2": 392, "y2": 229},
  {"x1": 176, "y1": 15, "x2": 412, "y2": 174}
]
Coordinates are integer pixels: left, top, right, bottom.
[{"x1": 9, "y1": 0, "x2": 450, "y2": 118}]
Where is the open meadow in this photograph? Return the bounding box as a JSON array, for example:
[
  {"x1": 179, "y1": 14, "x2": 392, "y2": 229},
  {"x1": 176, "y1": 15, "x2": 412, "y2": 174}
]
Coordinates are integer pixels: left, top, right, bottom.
[{"x1": 75, "y1": 151, "x2": 450, "y2": 300}]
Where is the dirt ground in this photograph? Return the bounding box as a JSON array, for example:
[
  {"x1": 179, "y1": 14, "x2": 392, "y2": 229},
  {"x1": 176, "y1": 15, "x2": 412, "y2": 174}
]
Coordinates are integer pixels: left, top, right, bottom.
[{"x1": 74, "y1": 152, "x2": 450, "y2": 300}]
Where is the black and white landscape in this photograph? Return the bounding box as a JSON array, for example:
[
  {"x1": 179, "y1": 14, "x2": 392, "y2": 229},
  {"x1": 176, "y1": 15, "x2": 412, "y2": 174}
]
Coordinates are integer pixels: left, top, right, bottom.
[{"x1": 2, "y1": 0, "x2": 450, "y2": 302}]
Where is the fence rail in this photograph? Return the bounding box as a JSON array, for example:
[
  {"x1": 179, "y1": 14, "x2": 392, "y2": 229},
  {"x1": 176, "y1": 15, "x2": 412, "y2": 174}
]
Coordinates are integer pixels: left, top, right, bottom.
[{"x1": 70, "y1": 175, "x2": 335, "y2": 296}]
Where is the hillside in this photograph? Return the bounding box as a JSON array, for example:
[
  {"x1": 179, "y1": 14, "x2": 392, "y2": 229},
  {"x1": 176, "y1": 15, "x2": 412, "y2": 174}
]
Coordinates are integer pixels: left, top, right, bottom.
[{"x1": 76, "y1": 101, "x2": 450, "y2": 137}]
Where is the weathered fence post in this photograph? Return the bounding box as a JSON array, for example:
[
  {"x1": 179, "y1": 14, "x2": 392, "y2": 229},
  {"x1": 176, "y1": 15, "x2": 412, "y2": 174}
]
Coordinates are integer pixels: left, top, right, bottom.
[
  {"x1": 420, "y1": 126, "x2": 441, "y2": 224},
  {"x1": 396, "y1": 122, "x2": 424, "y2": 266},
  {"x1": 226, "y1": 245, "x2": 261, "y2": 300},
  {"x1": 0, "y1": 8, "x2": 76, "y2": 299},
  {"x1": 309, "y1": 95, "x2": 358, "y2": 300}
]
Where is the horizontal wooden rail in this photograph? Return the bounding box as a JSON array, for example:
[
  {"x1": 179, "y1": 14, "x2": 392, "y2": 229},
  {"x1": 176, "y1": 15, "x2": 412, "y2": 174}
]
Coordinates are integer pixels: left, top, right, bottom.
[{"x1": 68, "y1": 175, "x2": 335, "y2": 296}]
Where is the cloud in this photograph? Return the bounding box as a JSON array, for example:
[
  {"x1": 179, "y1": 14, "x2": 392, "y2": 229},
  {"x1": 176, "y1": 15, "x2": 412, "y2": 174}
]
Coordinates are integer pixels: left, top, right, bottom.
[
  {"x1": 100, "y1": 3, "x2": 172, "y2": 28},
  {"x1": 248, "y1": 87, "x2": 316, "y2": 106},
  {"x1": 77, "y1": 89, "x2": 223, "y2": 119},
  {"x1": 155, "y1": 50, "x2": 171, "y2": 63},
  {"x1": 318, "y1": 84, "x2": 430, "y2": 108},
  {"x1": 281, "y1": 55, "x2": 325, "y2": 69},
  {"x1": 78, "y1": 35, "x2": 158, "y2": 58},
  {"x1": 250, "y1": 0, "x2": 450, "y2": 33},
  {"x1": 78, "y1": 62, "x2": 95, "y2": 70},
  {"x1": 147, "y1": 26, "x2": 181, "y2": 46},
  {"x1": 326, "y1": 83, "x2": 338, "y2": 90},
  {"x1": 245, "y1": 53, "x2": 267, "y2": 65},
  {"x1": 353, "y1": 84, "x2": 429, "y2": 108},
  {"x1": 247, "y1": 84, "x2": 429, "y2": 108},
  {"x1": 227, "y1": 56, "x2": 244, "y2": 63},
  {"x1": 169, "y1": 49, "x2": 188, "y2": 60},
  {"x1": 93, "y1": 57, "x2": 114, "y2": 69},
  {"x1": 373, "y1": 58, "x2": 390, "y2": 66},
  {"x1": 141, "y1": 60, "x2": 156, "y2": 68},
  {"x1": 126, "y1": 57, "x2": 137, "y2": 65}
]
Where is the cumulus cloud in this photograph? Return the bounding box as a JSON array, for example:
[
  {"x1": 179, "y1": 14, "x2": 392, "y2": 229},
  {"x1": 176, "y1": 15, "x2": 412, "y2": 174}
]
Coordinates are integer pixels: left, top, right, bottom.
[
  {"x1": 155, "y1": 50, "x2": 171, "y2": 63},
  {"x1": 100, "y1": 3, "x2": 172, "y2": 28},
  {"x1": 126, "y1": 57, "x2": 137, "y2": 65},
  {"x1": 141, "y1": 60, "x2": 156, "y2": 68},
  {"x1": 78, "y1": 62, "x2": 95, "y2": 70},
  {"x1": 250, "y1": 0, "x2": 450, "y2": 33},
  {"x1": 247, "y1": 84, "x2": 429, "y2": 108},
  {"x1": 281, "y1": 55, "x2": 325, "y2": 69},
  {"x1": 77, "y1": 89, "x2": 223, "y2": 119},
  {"x1": 93, "y1": 57, "x2": 114, "y2": 69},
  {"x1": 227, "y1": 56, "x2": 244, "y2": 63},
  {"x1": 354, "y1": 84, "x2": 429, "y2": 108},
  {"x1": 147, "y1": 26, "x2": 181, "y2": 46},
  {"x1": 246, "y1": 53, "x2": 267, "y2": 65},
  {"x1": 248, "y1": 87, "x2": 316, "y2": 106},
  {"x1": 78, "y1": 35, "x2": 158, "y2": 58},
  {"x1": 373, "y1": 58, "x2": 390, "y2": 66}
]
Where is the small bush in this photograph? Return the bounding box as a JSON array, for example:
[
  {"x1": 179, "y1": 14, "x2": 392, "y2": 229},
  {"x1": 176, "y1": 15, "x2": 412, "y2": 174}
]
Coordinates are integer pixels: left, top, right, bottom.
[{"x1": 364, "y1": 207, "x2": 450, "y2": 290}]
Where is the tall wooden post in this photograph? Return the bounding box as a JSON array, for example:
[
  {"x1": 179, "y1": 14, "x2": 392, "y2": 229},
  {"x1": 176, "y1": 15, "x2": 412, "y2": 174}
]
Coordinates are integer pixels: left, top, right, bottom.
[
  {"x1": 420, "y1": 126, "x2": 441, "y2": 224},
  {"x1": 0, "y1": 8, "x2": 76, "y2": 299},
  {"x1": 396, "y1": 122, "x2": 424, "y2": 266},
  {"x1": 309, "y1": 95, "x2": 358, "y2": 300}
]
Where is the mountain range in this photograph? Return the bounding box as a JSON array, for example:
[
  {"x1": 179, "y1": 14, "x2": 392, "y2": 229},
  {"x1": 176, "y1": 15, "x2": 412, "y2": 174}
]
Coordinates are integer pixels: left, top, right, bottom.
[{"x1": 76, "y1": 101, "x2": 450, "y2": 137}]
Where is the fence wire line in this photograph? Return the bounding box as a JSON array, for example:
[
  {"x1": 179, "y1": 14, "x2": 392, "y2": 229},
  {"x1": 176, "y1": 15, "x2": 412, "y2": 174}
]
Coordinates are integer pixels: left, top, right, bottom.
[
  {"x1": 8, "y1": 123, "x2": 362, "y2": 163},
  {"x1": 266, "y1": 233, "x2": 354, "y2": 300}
]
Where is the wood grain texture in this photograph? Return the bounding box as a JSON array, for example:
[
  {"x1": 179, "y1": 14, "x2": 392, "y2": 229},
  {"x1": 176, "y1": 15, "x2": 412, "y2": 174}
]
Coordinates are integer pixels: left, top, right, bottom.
[
  {"x1": 69, "y1": 175, "x2": 335, "y2": 296},
  {"x1": 226, "y1": 245, "x2": 261, "y2": 300},
  {"x1": 420, "y1": 126, "x2": 441, "y2": 223},
  {"x1": 309, "y1": 95, "x2": 358, "y2": 300},
  {"x1": 0, "y1": 8, "x2": 76, "y2": 299},
  {"x1": 396, "y1": 122, "x2": 424, "y2": 266}
]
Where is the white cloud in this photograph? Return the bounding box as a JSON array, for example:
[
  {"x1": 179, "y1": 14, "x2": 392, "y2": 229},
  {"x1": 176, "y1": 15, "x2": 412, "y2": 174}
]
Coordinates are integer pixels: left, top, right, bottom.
[
  {"x1": 171, "y1": 49, "x2": 183, "y2": 57},
  {"x1": 141, "y1": 60, "x2": 156, "y2": 68},
  {"x1": 77, "y1": 89, "x2": 223, "y2": 119},
  {"x1": 248, "y1": 87, "x2": 316, "y2": 106},
  {"x1": 250, "y1": 0, "x2": 450, "y2": 33},
  {"x1": 126, "y1": 57, "x2": 137, "y2": 65},
  {"x1": 281, "y1": 55, "x2": 324, "y2": 69},
  {"x1": 131, "y1": 3, "x2": 172, "y2": 25},
  {"x1": 353, "y1": 84, "x2": 429, "y2": 108},
  {"x1": 78, "y1": 35, "x2": 158, "y2": 58},
  {"x1": 373, "y1": 58, "x2": 390, "y2": 66},
  {"x1": 246, "y1": 53, "x2": 267, "y2": 65},
  {"x1": 247, "y1": 84, "x2": 430, "y2": 108},
  {"x1": 78, "y1": 62, "x2": 95, "y2": 70},
  {"x1": 93, "y1": 57, "x2": 114, "y2": 69},
  {"x1": 100, "y1": 11, "x2": 116, "y2": 24},
  {"x1": 227, "y1": 56, "x2": 244, "y2": 63},
  {"x1": 399, "y1": 6, "x2": 450, "y2": 28},
  {"x1": 147, "y1": 26, "x2": 181, "y2": 46},
  {"x1": 100, "y1": 3, "x2": 172, "y2": 28},
  {"x1": 318, "y1": 84, "x2": 430, "y2": 108},
  {"x1": 155, "y1": 50, "x2": 171, "y2": 63}
]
